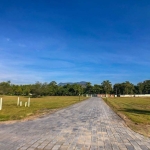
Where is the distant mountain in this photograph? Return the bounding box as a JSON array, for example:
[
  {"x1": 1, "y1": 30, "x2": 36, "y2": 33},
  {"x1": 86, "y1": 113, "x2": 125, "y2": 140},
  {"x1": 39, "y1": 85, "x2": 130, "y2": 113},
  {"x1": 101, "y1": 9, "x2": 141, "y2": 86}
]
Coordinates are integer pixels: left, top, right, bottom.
[
  {"x1": 75, "y1": 81, "x2": 88, "y2": 86},
  {"x1": 58, "y1": 81, "x2": 88, "y2": 86},
  {"x1": 58, "y1": 82, "x2": 73, "y2": 86}
]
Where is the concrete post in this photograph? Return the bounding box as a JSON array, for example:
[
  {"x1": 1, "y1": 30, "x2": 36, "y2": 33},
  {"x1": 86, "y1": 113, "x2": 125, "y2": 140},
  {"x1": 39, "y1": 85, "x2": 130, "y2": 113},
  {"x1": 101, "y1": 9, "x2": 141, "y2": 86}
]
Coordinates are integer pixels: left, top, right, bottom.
[
  {"x1": 20, "y1": 101, "x2": 22, "y2": 106},
  {"x1": 25, "y1": 102, "x2": 27, "y2": 107},
  {"x1": 17, "y1": 97, "x2": 20, "y2": 106},
  {"x1": 28, "y1": 97, "x2": 30, "y2": 107},
  {"x1": 0, "y1": 98, "x2": 2, "y2": 110}
]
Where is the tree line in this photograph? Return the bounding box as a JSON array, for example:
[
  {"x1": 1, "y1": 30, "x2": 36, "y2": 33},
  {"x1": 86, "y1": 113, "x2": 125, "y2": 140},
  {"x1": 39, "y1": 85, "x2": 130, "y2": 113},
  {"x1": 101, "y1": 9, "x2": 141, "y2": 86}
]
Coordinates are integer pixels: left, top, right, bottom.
[{"x1": 0, "y1": 80, "x2": 150, "y2": 97}]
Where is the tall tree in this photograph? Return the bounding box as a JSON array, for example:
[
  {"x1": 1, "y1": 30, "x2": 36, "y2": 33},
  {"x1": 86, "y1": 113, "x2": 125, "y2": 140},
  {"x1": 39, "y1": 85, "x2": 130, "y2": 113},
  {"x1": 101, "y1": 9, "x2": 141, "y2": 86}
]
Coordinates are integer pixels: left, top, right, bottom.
[
  {"x1": 101, "y1": 80, "x2": 112, "y2": 95},
  {"x1": 143, "y1": 80, "x2": 150, "y2": 94},
  {"x1": 93, "y1": 84, "x2": 102, "y2": 94},
  {"x1": 137, "y1": 82, "x2": 144, "y2": 94},
  {"x1": 85, "y1": 82, "x2": 93, "y2": 94},
  {"x1": 113, "y1": 83, "x2": 122, "y2": 95},
  {"x1": 122, "y1": 81, "x2": 134, "y2": 94},
  {"x1": 30, "y1": 81, "x2": 42, "y2": 97},
  {"x1": 48, "y1": 81, "x2": 58, "y2": 95},
  {"x1": 0, "y1": 81, "x2": 12, "y2": 95}
]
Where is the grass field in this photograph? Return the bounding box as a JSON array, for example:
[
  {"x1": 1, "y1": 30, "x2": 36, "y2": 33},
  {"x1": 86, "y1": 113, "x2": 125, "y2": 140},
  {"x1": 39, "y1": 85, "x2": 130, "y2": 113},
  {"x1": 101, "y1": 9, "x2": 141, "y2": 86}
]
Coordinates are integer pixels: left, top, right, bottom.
[
  {"x1": 0, "y1": 96, "x2": 88, "y2": 121},
  {"x1": 103, "y1": 97, "x2": 150, "y2": 137}
]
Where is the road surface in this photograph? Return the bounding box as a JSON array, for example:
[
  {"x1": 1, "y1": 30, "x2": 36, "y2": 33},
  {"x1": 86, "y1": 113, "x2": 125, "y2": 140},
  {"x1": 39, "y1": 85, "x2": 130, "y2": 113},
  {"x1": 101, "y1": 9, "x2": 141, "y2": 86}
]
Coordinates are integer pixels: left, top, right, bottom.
[{"x1": 0, "y1": 97, "x2": 150, "y2": 150}]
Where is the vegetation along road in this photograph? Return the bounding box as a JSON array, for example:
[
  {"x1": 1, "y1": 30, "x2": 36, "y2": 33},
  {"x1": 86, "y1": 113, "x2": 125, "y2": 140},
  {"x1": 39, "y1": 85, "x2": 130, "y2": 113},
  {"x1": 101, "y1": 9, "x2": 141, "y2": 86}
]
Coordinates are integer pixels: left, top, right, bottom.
[
  {"x1": 0, "y1": 97, "x2": 150, "y2": 150},
  {"x1": 103, "y1": 97, "x2": 150, "y2": 137}
]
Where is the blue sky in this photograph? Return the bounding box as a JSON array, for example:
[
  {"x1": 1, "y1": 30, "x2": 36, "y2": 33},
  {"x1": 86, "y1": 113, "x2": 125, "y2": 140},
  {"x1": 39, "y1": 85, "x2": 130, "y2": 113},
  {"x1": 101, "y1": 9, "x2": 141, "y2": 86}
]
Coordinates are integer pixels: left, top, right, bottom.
[{"x1": 0, "y1": 0, "x2": 150, "y2": 85}]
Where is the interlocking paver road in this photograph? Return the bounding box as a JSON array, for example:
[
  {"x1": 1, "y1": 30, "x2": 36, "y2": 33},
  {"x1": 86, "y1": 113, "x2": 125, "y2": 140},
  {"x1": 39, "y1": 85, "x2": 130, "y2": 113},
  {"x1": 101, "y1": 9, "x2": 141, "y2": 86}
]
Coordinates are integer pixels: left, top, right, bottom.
[{"x1": 0, "y1": 98, "x2": 150, "y2": 150}]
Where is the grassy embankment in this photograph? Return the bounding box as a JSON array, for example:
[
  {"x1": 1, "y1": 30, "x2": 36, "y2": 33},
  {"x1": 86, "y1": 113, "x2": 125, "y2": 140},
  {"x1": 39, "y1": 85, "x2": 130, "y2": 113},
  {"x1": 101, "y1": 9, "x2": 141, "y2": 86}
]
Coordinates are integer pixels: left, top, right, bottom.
[
  {"x1": 0, "y1": 96, "x2": 88, "y2": 122},
  {"x1": 103, "y1": 97, "x2": 150, "y2": 137}
]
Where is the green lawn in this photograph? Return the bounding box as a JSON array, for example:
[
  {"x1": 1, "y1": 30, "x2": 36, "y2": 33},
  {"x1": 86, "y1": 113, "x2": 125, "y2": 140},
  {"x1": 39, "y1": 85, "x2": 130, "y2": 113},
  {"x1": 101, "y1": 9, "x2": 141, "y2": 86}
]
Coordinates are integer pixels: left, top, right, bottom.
[
  {"x1": 103, "y1": 97, "x2": 150, "y2": 137},
  {"x1": 0, "y1": 96, "x2": 88, "y2": 121}
]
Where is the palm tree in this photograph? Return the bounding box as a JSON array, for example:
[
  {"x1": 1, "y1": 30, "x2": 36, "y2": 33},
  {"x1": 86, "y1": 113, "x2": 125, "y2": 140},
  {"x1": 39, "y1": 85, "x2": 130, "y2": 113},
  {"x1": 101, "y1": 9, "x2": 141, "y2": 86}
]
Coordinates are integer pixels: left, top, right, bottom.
[{"x1": 101, "y1": 80, "x2": 112, "y2": 96}]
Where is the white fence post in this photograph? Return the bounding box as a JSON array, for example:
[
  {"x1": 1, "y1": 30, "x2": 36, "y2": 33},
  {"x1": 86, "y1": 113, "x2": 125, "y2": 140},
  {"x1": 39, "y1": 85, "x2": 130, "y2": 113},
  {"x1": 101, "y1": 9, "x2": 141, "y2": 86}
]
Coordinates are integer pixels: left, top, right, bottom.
[
  {"x1": 0, "y1": 98, "x2": 2, "y2": 110},
  {"x1": 28, "y1": 97, "x2": 30, "y2": 107},
  {"x1": 17, "y1": 97, "x2": 20, "y2": 106},
  {"x1": 20, "y1": 101, "x2": 22, "y2": 106},
  {"x1": 25, "y1": 102, "x2": 27, "y2": 107}
]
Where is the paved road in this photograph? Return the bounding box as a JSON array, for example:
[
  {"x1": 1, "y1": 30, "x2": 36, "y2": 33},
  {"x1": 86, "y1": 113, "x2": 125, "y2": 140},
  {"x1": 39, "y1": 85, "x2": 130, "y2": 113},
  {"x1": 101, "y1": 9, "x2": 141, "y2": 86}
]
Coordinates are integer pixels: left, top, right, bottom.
[{"x1": 0, "y1": 98, "x2": 150, "y2": 150}]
